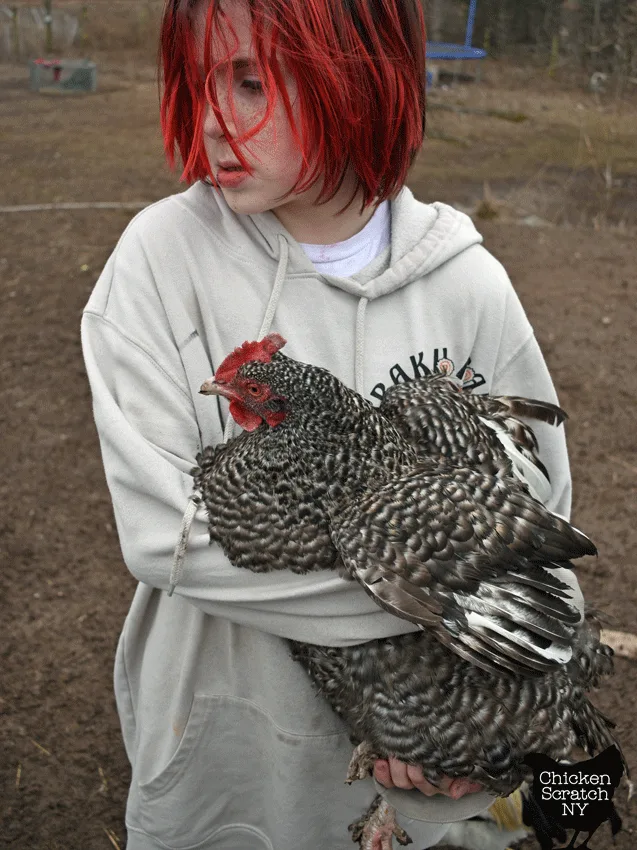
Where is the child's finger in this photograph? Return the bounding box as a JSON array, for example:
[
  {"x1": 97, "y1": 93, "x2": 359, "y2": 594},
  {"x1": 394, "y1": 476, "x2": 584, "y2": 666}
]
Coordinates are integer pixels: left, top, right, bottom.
[
  {"x1": 386, "y1": 757, "x2": 412, "y2": 789},
  {"x1": 406, "y1": 764, "x2": 441, "y2": 796},
  {"x1": 373, "y1": 759, "x2": 392, "y2": 787},
  {"x1": 449, "y1": 778, "x2": 483, "y2": 799}
]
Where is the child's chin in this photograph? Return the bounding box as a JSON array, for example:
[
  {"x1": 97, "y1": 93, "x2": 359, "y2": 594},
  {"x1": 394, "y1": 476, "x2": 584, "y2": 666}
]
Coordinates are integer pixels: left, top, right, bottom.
[{"x1": 219, "y1": 190, "x2": 272, "y2": 216}]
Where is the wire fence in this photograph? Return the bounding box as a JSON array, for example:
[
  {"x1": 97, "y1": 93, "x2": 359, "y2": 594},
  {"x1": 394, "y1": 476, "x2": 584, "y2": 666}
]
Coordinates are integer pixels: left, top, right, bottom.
[
  {"x1": 0, "y1": 1, "x2": 472, "y2": 65},
  {"x1": 2, "y1": 1, "x2": 635, "y2": 73},
  {"x1": 0, "y1": 1, "x2": 163, "y2": 62}
]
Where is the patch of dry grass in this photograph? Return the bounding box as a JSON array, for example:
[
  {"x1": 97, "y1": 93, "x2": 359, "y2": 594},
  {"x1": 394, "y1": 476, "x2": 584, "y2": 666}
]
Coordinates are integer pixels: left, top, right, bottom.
[
  {"x1": 0, "y1": 64, "x2": 179, "y2": 206},
  {"x1": 420, "y1": 70, "x2": 637, "y2": 180},
  {"x1": 413, "y1": 61, "x2": 637, "y2": 227}
]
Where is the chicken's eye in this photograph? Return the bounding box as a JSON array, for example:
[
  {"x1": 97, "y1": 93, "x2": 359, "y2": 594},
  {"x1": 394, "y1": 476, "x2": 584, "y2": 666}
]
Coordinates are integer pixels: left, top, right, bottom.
[{"x1": 247, "y1": 384, "x2": 261, "y2": 395}]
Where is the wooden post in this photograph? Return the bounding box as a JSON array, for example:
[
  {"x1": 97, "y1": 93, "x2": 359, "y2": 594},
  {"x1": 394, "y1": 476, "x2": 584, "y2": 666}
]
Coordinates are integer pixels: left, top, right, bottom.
[
  {"x1": 11, "y1": 6, "x2": 19, "y2": 61},
  {"x1": 483, "y1": 26, "x2": 491, "y2": 53},
  {"x1": 428, "y1": 0, "x2": 444, "y2": 42},
  {"x1": 593, "y1": 0, "x2": 601, "y2": 45},
  {"x1": 561, "y1": 0, "x2": 582, "y2": 65},
  {"x1": 80, "y1": 5, "x2": 89, "y2": 46},
  {"x1": 44, "y1": 0, "x2": 53, "y2": 53},
  {"x1": 549, "y1": 32, "x2": 560, "y2": 75}
]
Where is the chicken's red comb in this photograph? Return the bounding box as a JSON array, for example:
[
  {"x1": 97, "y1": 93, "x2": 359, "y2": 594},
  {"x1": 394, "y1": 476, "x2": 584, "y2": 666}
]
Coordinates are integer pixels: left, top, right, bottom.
[{"x1": 214, "y1": 333, "x2": 287, "y2": 382}]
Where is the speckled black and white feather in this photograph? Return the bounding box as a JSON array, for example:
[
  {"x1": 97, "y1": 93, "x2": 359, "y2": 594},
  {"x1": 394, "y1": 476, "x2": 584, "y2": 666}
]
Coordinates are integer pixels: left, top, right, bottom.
[
  {"x1": 290, "y1": 614, "x2": 619, "y2": 797},
  {"x1": 379, "y1": 373, "x2": 566, "y2": 480}
]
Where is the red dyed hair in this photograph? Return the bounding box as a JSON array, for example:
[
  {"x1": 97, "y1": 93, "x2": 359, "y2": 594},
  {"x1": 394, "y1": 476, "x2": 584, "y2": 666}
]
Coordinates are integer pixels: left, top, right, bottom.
[{"x1": 160, "y1": 0, "x2": 426, "y2": 211}]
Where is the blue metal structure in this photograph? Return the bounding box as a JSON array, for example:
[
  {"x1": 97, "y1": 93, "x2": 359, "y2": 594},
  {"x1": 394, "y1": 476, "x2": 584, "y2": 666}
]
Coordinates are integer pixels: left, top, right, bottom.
[{"x1": 426, "y1": 0, "x2": 487, "y2": 61}]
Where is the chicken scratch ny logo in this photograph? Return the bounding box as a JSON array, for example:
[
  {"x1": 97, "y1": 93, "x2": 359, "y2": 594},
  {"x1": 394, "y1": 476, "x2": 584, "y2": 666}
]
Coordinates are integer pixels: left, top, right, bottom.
[{"x1": 523, "y1": 746, "x2": 625, "y2": 850}]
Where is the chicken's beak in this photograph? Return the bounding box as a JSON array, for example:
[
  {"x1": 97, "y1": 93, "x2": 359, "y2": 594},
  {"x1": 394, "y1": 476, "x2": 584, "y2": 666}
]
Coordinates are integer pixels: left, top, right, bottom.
[{"x1": 199, "y1": 378, "x2": 233, "y2": 398}]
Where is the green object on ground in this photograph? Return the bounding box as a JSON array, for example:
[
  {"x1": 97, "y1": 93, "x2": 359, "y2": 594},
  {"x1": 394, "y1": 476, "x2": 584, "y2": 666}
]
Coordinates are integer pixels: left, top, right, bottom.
[{"x1": 29, "y1": 58, "x2": 97, "y2": 93}]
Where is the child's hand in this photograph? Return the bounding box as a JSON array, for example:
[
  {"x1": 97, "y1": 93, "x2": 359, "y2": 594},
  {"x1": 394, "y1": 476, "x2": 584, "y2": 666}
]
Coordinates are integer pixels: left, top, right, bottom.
[{"x1": 373, "y1": 758, "x2": 482, "y2": 799}]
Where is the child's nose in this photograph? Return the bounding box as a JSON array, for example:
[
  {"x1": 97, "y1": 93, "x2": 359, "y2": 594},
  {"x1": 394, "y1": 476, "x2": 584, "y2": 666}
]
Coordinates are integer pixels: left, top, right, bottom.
[
  {"x1": 201, "y1": 73, "x2": 240, "y2": 139},
  {"x1": 203, "y1": 100, "x2": 232, "y2": 140}
]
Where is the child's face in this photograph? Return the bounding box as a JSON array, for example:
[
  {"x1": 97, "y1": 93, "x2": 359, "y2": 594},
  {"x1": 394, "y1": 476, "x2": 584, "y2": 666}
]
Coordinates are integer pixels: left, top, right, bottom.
[{"x1": 194, "y1": 0, "x2": 314, "y2": 219}]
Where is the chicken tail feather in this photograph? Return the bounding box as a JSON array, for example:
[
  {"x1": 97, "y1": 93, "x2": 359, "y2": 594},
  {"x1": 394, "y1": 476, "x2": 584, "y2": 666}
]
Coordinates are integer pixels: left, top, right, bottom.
[{"x1": 492, "y1": 396, "x2": 568, "y2": 427}]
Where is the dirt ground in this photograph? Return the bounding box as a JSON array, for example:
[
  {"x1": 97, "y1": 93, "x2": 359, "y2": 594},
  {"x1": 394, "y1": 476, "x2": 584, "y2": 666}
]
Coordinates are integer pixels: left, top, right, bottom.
[{"x1": 1, "y1": 49, "x2": 636, "y2": 850}]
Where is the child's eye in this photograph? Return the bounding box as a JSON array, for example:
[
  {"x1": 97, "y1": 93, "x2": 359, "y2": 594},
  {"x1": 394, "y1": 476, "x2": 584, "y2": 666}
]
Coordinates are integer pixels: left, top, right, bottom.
[{"x1": 241, "y1": 79, "x2": 263, "y2": 93}]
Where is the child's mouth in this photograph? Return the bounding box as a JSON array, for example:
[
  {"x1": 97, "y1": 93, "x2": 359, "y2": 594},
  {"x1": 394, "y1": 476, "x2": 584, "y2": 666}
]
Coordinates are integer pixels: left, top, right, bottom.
[{"x1": 216, "y1": 166, "x2": 249, "y2": 188}]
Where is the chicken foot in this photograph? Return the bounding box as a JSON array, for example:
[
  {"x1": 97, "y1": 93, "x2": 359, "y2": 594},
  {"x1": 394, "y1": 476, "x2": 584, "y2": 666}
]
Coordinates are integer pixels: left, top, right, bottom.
[
  {"x1": 346, "y1": 743, "x2": 412, "y2": 849},
  {"x1": 348, "y1": 794, "x2": 412, "y2": 849},
  {"x1": 346, "y1": 741, "x2": 380, "y2": 784}
]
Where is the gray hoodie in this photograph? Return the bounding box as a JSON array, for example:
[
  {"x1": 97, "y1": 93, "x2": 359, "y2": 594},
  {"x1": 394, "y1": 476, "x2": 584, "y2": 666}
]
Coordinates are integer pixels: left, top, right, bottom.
[{"x1": 82, "y1": 181, "x2": 574, "y2": 850}]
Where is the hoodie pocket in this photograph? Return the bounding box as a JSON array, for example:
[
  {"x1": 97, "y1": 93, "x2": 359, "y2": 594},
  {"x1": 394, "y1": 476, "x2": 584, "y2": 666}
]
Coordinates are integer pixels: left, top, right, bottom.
[
  {"x1": 135, "y1": 694, "x2": 354, "y2": 850},
  {"x1": 138, "y1": 694, "x2": 214, "y2": 799}
]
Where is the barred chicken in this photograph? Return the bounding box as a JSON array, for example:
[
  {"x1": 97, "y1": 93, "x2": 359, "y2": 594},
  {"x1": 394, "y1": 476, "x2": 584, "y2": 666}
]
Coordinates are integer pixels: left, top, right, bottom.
[{"x1": 192, "y1": 333, "x2": 623, "y2": 848}]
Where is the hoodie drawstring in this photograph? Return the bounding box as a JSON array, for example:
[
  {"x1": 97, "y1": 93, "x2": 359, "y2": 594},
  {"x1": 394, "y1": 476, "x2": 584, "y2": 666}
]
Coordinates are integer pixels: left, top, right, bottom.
[
  {"x1": 259, "y1": 234, "x2": 290, "y2": 340},
  {"x1": 169, "y1": 234, "x2": 290, "y2": 596},
  {"x1": 354, "y1": 297, "x2": 368, "y2": 395}
]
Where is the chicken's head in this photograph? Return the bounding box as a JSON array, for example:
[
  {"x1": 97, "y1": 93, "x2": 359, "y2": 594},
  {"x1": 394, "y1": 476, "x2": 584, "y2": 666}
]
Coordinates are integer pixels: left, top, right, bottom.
[{"x1": 200, "y1": 333, "x2": 290, "y2": 432}]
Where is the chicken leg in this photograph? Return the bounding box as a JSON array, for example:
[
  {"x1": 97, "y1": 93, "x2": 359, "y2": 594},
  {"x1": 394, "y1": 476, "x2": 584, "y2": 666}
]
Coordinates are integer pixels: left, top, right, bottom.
[
  {"x1": 346, "y1": 743, "x2": 413, "y2": 849},
  {"x1": 346, "y1": 741, "x2": 380, "y2": 784},
  {"x1": 348, "y1": 795, "x2": 412, "y2": 849}
]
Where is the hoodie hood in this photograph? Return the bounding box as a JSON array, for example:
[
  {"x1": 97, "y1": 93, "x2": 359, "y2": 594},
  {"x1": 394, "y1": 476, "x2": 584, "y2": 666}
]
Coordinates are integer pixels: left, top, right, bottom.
[{"x1": 219, "y1": 183, "x2": 483, "y2": 301}]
